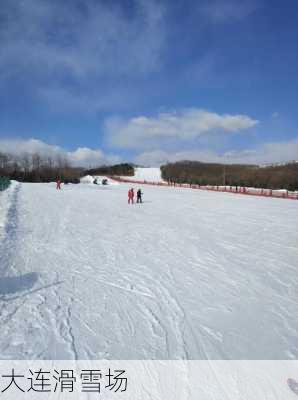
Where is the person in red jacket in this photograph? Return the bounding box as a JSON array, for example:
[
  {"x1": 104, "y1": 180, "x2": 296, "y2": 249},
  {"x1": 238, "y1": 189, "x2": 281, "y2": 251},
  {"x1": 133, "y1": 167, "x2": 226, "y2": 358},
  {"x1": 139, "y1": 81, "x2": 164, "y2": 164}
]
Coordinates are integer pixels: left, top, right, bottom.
[
  {"x1": 128, "y1": 188, "x2": 134, "y2": 204},
  {"x1": 56, "y1": 179, "x2": 62, "y2": 190}
]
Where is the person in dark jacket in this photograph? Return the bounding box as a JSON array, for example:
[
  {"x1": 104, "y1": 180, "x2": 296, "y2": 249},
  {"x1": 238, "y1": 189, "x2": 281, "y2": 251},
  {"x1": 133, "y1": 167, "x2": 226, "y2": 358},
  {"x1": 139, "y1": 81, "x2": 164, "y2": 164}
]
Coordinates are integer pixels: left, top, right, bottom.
[{"x1": 137, "y1": 189, "x2": 143, "y2": 203}]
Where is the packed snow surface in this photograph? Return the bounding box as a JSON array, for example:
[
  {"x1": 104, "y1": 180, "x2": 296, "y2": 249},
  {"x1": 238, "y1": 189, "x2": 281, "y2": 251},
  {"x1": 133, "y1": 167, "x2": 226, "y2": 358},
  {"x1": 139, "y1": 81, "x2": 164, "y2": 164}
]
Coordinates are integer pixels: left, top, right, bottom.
[
  {"x1": 0, "y1": 182, "x2": 298, "y2": 360},
  {"x1": 123, "y1": 167, "x2": 163, "y2": 182}
]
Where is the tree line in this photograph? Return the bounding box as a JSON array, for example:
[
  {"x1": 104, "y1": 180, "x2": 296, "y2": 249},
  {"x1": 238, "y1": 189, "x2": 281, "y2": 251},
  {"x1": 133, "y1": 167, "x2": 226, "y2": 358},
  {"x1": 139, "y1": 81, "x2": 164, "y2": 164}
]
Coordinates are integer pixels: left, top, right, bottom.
[
  {"x1": 161, "y1": 161, "x2": 298, "y2": 191},
  {"x1": 0, "y1": 151, "x2": 134, "y2": 183},
  {"x1": 85, "y1": 163, "x2": 134, "y2": 177},
  {"x1": 0, "y1": 152, "x2": 82, "y2": 183}
]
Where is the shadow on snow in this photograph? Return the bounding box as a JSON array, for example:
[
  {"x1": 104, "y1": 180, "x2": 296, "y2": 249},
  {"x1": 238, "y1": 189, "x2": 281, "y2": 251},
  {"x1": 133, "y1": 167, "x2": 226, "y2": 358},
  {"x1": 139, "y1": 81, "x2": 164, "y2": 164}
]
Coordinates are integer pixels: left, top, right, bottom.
[{"x1": 0, "y1": 272, "x2": 39, "y2": 295}]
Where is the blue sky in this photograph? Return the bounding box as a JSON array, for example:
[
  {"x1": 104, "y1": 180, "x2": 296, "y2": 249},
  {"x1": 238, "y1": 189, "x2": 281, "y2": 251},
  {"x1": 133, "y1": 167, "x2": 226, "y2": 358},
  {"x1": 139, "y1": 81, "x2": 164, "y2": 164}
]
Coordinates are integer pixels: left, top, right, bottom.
[{"x1": 0, "y1": 0, "x2": 298, "y2": 166}]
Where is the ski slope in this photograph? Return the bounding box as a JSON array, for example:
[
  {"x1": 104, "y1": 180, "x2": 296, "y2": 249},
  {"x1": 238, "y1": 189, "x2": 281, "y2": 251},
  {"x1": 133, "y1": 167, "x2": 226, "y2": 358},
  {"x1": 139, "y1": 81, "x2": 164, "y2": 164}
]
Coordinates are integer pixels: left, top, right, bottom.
[
  {"x1": 0, "y1": 182, "x2": 298, "y2": 360},
  {"x1": 123, "y1": 167, "x2": 163, "y2": 182}
]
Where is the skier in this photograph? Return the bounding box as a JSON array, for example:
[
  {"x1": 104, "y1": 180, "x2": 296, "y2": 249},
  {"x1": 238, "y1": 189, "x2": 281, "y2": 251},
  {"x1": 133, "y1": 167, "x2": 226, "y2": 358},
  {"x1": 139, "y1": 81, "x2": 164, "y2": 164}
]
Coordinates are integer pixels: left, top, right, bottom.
[
  {"x1": 56, "y1": 179, "x2": 62, "y2": 190},
  {"x1": 128, "y1": 188, "x2": 134, "y2": 204},
  {"x1": 137, "y1": 189, "x2": 143, "y2": 203}
]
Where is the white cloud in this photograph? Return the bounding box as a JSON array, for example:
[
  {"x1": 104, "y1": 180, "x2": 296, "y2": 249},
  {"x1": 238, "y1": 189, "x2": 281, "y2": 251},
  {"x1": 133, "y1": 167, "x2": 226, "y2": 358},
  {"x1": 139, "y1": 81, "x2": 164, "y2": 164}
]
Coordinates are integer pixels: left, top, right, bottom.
[
  {"x1": 1, "y1": 136, "x2": 298, "y2": 169},
  {"x1": 134, "y1": 149, "x2": 221, "y2": 166},
  {"x1": 0, "y1": 138, "x2": 119, "y2": 167},
  {"x1": 240, "y1": 139, "x2": 298, "y2": 164},
  {"x1": 134, "y1": 138, "x2": 298, "y2": 166},
  {"x1": 0, "y1": 138, "x2": 62, "y2": 157},
  {"x1": 105, "y1": 109, "x2": 259, "y2": 150},
  {"x1": 68, "y1": 147, "x2": 120, "y2": 167}
]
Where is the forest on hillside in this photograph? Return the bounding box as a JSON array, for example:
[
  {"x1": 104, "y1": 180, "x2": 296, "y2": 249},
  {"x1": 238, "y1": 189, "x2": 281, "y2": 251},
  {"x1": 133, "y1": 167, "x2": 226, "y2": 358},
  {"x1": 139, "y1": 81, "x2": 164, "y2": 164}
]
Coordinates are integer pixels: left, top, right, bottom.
[{"x1": 161, "y1": 161, "x2": 298, "y2": 190}]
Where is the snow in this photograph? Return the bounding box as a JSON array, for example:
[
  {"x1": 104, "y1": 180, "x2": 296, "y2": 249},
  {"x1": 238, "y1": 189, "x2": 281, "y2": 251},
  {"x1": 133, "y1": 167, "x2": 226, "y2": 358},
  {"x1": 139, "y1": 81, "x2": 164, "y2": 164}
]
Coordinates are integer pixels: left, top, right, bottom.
[
  {"x1": 92, "y1": 175, "x2": 120, "y2": 185},
  {"x1": 80, "y1": 175, "x2": 119, "y2": 185},
  {"x1": 0, "y1": 182, "x2": 298, "y2": 360},
  {"x1": 123, "y1": 167, "x2": 163, "y2": 182},
  {"x1": 80, "y1": 175, "x2": 94, "y2": 184}
]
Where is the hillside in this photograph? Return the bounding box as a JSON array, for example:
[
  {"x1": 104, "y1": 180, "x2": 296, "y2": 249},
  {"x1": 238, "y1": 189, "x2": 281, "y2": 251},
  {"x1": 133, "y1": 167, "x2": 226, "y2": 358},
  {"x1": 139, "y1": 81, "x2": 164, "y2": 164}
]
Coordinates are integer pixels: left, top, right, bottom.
[{"x1": 161, "y1": 161, "x2": 298, "y2": 190}]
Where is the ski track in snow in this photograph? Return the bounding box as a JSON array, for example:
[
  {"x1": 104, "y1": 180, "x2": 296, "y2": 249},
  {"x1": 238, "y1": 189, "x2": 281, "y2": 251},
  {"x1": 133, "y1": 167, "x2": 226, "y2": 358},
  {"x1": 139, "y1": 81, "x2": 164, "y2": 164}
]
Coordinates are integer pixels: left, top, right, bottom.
[{"x1": 0, "y1": 181, "x2": 298, "y2": 359}]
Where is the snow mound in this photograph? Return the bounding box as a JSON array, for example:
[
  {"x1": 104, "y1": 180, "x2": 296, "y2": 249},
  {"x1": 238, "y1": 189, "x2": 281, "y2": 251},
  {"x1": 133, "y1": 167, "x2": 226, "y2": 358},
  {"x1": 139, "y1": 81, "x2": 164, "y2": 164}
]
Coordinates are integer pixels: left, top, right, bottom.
[{"x1": 80, "y1": 175, "x2": 95, "y2": 184}]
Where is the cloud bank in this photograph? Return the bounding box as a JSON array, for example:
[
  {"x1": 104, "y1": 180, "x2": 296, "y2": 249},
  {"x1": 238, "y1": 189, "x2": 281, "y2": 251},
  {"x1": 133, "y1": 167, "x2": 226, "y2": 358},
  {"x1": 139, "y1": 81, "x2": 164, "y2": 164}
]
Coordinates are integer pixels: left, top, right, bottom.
[
  {"x1": 0, "y1": 138, "x2": 119, "y2": 167},
  {"x1": 1, "y1": 135, "x2": 297, "y2": 168},
  {"x1": 105, "y1": 109, "x2": 259, "y2": 149},
  {"x1": 135, "y1": 139, "x2": 298, "y2": 166}
]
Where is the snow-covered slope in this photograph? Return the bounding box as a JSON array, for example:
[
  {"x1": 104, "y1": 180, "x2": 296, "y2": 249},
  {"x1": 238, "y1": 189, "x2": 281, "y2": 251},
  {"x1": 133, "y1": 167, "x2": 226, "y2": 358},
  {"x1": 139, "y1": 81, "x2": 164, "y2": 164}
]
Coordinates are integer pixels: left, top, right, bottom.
[
  {"x1": 123, "y1": 167, "x2": 163, "y2": 182},
  {"x1": 0, "y1": 182, "x2": 298, "y2": 359}
]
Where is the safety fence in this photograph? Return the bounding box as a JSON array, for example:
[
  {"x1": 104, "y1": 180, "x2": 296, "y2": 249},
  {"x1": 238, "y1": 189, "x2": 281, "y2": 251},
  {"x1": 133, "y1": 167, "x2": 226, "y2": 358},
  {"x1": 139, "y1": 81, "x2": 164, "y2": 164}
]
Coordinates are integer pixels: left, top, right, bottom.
[
  {"x1": 0, "y1": 176, "x2": 11, "y2": 192},
  {"x1": 111, "y1": 177, "x2": 298, "y2": 200}
]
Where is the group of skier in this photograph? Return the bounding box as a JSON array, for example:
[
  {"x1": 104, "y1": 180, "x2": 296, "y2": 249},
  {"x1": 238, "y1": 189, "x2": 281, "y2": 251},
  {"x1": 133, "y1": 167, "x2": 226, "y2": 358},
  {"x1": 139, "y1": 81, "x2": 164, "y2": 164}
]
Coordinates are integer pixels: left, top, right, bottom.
[{"x1": 128, "y1": 188, "x2": 143, "y2": 204}]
